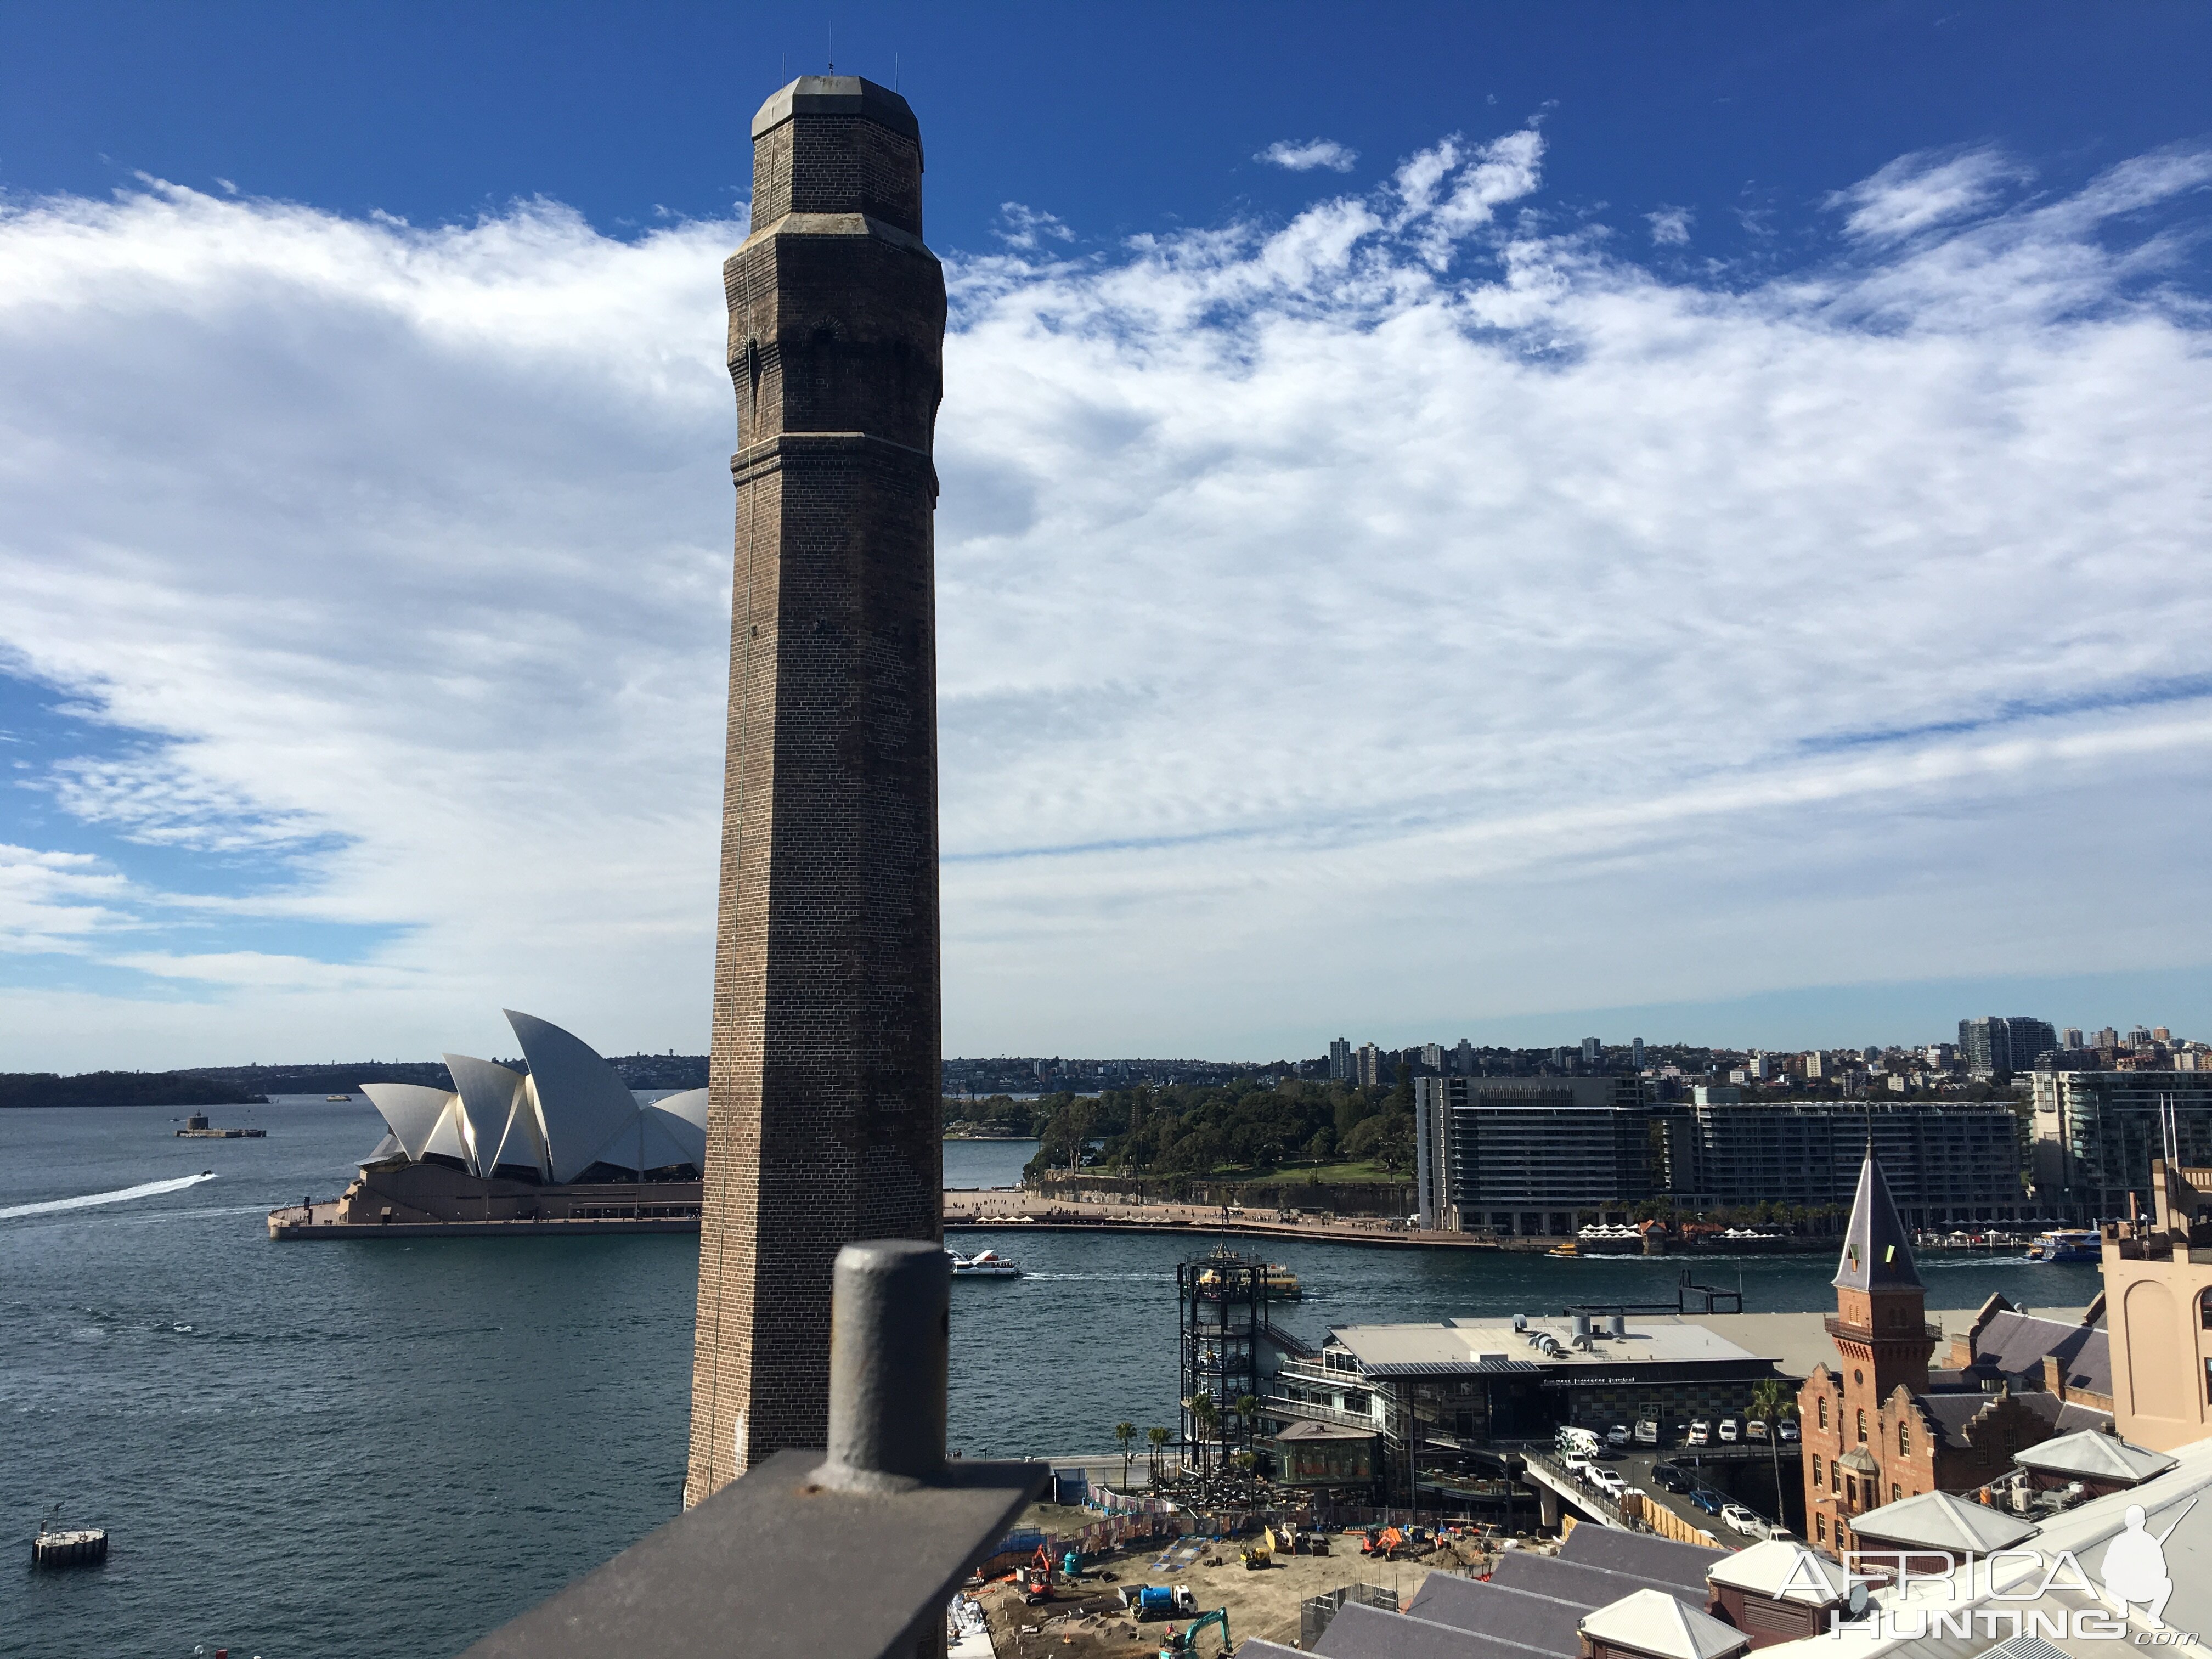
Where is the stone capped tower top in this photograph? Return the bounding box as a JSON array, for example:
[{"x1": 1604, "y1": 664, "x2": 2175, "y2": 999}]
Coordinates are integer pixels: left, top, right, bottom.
[
  {"x1": 746, "y1": 75, "x2": 924, "y2": 236},
  {"x1": 1833, "y1": 1148, "x2": 1922, "y2": 1290}
]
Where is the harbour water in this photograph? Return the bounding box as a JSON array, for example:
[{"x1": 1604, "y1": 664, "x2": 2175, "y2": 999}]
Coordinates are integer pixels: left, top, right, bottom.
[{"x1": 3, "y1": 1099, "x2": 2100, "y2": 1656}]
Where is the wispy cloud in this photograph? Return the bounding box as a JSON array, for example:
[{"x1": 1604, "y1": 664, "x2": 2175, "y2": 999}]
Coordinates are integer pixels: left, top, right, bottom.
[
  {"x1": 1257, "y1": 138, "x2": 1359, "y2": 174},
  {"x1": 1826, "y1": 144, "x2": 2031, "y2": 240},
  {"x1": 1, "y1": 138, "x2": 2209, "y2": 1065},
  {"x1": 995, "y1": 202, "x2": 1074, "y2": 251},
  {"x1": 1646, "y1": 206, "x2": 1692, "y2": 246}
]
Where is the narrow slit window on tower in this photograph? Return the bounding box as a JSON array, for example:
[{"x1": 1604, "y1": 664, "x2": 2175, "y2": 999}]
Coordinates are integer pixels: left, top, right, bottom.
[{"x1": 1857, "y1": 1408, "x2": 1868, "y2": 1443}]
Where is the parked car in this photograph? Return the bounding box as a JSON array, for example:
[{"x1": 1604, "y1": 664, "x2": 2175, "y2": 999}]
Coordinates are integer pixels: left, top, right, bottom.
[
  {"x1": 1651, "y1": 1462, "x2": 1694, "y2": 1493},
  {"x1": 1607, "y1": 1424, "x2": 1633, "y2": 1449},
  {"x1": 1777, "y1": 1420, "x2": 1801, "y2": 1444},
  {"x1": 1718, "y1": 1419, "x2": 1741, "y2": 1443},
  {"x1": 1634, "y1": 1420, "x2": 1661, "y2": 1446},
  {"x1": 1690, "y1": 1488, "x2": 1726, "y2": 1516},
  {"x1": 1564, "y1": 1454, "x2": 1594, "y2": 1480},
  {"x1": 1686, "y1": 1420, "x2": 1712, "y2": 1446},
  {"x1": 1721, "y1": 1504, "x2": 1768, "y2": 1538},
  {"x1": 1746, "y1": 1419, "x2": 1769, "y2": 1441},
  {"x1": 1593, "y1": 1470, "x2": 1626, "y2": 1499}
]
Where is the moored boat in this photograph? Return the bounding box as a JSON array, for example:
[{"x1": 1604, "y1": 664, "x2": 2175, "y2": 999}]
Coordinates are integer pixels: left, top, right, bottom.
[{"x1": 2026, "y1": 1228, "x2": 2100, "y2": 1263}]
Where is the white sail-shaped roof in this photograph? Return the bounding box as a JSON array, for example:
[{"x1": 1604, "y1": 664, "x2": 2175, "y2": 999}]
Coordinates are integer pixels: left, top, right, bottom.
[
  {"x1": 505, "y1": 1009, "x2": 646, "y2": 1183},
  {"x1": 444, "y1": 1054, "x2": 527, "y2": 1178},
  {"x1": 585, "y1": 1101, "x2": 704, "y2": 1175},
  {"x1": 421, "y1": 1097, "x2": 472, "y2": 1165},
  {"x1": 490, "y1": 1090, "x2": 553, "y2": 1180},
  {"x1": 362, "y1": 1083, "x2": 460, "y2": 1161}
]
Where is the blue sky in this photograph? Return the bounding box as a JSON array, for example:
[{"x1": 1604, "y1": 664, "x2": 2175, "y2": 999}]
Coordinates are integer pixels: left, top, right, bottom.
[{"x1": 2, "y1": 4, "x2": 2210, "y2": 1067}]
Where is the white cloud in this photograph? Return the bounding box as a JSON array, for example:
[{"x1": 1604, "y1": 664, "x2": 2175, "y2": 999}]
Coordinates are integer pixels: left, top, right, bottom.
[
  {"x1": 995, "y1": 202, "x2": 1074, "y2": 251},
  {"x1": 1646, "y1": 206, "x2": 1692, "y2": 246},
  {"x1": 1, "y1": 139, "x2": 2209, "y2": 1068},
  {"x1": 1827, "y1": 144, "x2": 2030, "y2": 240},
  {"x1": 1257, "y1": 139, "x2": 1359, "y2": 174}
]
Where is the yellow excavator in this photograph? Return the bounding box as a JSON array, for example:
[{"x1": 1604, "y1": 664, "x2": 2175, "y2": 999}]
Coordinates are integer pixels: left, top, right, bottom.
[
  {"x1": 1240, "y1": 1525, "x2": 1278, "y2": 1570},
  {"x1": 1158, "y1": 1607, "x2": 1231, "y2": 1657}
]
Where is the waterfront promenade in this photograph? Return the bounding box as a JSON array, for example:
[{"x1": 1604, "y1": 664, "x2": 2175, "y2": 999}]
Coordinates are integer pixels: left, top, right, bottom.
[{"x1": 946, "y1": 1186, "x2": 1511, "y2": 1251}]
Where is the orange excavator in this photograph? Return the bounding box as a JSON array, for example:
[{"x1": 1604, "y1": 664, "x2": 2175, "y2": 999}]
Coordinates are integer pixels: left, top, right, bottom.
[{"x1": 1361, "y1": 1525, "x2": 1408, "y2": 1559}]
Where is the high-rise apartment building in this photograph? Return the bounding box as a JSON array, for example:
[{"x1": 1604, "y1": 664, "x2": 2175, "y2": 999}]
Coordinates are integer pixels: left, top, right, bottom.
[
  {"x1": 1453, "y1": 1037, "x2": 1475, "y2": 1076},
  {"x1": 1630, "y1": 1037, "x2": 1645, "y2": 1071},
  {"x1": 2062, "y1": 1028, "x2": 2085, "y2": 1049},
  {"x1": 1328, "y1": 1037, "x2": 1352, "y2": 1082},
  {"x1": 1580, "y1": 1036, "x2": 1602, "y2": 1065},
  {"x1": 686, "y1": 75, "x2": 946, "y2": 1508},
  {"x1": 2095, "y1": 1026, "x2": 2120, "y2": 1051},
  {"x1": 1420, "y1": 1043, "x2": 1444, "y2": 1073},
  {"x1": 2031, "y1": 1070, "x2": 2212, "y2": 1219},
  {"x1": 1355, "y1": 1042, "x2": 1383, "y2": 1089},
  {"x1": 1959, "y1": 1015, "x2": 2058, "y2": 1080}
]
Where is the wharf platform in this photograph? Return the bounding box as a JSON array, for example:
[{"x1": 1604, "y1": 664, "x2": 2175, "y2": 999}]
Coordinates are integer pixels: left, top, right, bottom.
[{"x1": 267, "y1": 1200, "x2": 698, "y2": 1240}]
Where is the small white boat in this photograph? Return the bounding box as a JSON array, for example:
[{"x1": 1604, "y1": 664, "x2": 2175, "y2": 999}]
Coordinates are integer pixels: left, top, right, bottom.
[{"x1": 947, "y1": 1247, "x2": 1023, "y2": 1279}]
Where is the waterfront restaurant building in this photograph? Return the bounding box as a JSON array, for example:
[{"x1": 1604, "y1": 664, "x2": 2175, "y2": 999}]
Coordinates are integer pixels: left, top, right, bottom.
[{"x1": 1263, "y1": 1313, "x2": 1785, "y2": 1504}]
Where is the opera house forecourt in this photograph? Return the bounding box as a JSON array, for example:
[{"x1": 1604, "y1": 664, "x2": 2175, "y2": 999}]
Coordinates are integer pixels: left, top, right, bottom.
[{"x1": 267, "y1": 1010, "x2": 707, "y2": 1238}]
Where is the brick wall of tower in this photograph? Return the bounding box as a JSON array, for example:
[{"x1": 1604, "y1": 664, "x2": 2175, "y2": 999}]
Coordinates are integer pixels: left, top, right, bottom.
[{"x1": 686, "y1": 80, "x2": 946, "y2": 1509}]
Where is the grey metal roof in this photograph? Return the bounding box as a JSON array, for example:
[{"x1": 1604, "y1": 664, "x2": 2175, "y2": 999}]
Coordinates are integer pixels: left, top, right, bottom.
[
  {"x1": 1489, "y1": 1552, "x2": 1694, "y2": 1606},
  {"x1": 2014, "y1": 1429, "x2": 2175, "y2": 1483},
  {"x1": 1834, "y1": 1151, "x2": 1923, "y2": 1290},
  {"x1": 1401, "y1": 1573, "x2": 1586, "y2": 1657},
  {"x1": 1559, "y1": 1526, "x2": 1725, "y2": 1594},
  {"x1": 1578, "y1": 1589, "x2": 1748, "y2": 1659},
  {"x1": 2054, "y1": 1401, "x2": 2115, "y2": 1434},
  {"x1": 1277, "y1": 1419, "x2": 1379, "y2": 1441},
  {"x1": 1969, "y1": 1311, "x2": 2112, "y2": 1396},
  {"x1": 1915, "y1": 1388, "x2": 2064, "y2": 1449},
  {"x1": 1316, "y1": 1601, "x2": 1528, "y2": 1659},
  {"x1": 1849, "y1": 1488, "x2": 2036, "y2": 1551},
  {"x1": 1240, "y1": 1643, "x2": 1305, "y2": 1659}
]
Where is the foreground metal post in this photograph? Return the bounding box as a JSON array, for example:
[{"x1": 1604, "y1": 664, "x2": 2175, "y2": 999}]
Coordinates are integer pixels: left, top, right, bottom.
[
  {"x1": 462, "y1": 1241, "x2": 1043, "y2": 1659},
  {"x1": 823, "y1": 1240, "x2": 949, "y2": 1491}
]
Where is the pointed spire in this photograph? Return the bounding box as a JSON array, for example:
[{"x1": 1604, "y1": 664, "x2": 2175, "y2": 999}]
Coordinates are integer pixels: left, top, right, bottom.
[{"x1": 1833, "y1": 1148, "x2": 1922, "y2": 1290}]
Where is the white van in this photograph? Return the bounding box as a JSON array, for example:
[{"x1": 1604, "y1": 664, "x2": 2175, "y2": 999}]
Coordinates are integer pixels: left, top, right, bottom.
[{"x1": 1556, "y1": 1426, "x2": 1602, "y2": 1458}]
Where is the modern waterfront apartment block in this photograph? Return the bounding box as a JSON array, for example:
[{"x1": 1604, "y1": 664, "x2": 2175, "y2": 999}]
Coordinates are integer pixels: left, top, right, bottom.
[
  {"x1": 1959, "y1": 1014, "x2": 2058, "y2": 1080},
  {"x1": 1413, "y1": 1076, "x2": 1656, "y2": 1235},
  {"x1": 1414, "y1": 1084, "x2": 2027, "y2": 1232},
  {"x1": 1675, "y1": 1102, "x2": 2027, "y2": 1226},
  {"x1": 2030, "y1": 1070, "x2": 2212, "y2": 1220}
]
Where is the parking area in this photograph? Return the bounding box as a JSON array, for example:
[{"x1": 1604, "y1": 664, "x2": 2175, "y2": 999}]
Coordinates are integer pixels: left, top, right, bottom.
[{"x1": 1576, "y1": 1439, "x2": 1802, "y2": 1545}]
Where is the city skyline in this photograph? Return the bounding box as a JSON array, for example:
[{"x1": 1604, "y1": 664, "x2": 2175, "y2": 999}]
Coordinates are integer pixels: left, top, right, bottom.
[{"x1": 3, "y1": 8, "x2": 2211, "y2": 1069}]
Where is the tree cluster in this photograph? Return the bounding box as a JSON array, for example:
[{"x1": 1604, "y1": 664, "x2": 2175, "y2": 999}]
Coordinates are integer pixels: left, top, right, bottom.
[{"x1": 1022, "y1": 1075, "x2": 1418, "y2": 1183}]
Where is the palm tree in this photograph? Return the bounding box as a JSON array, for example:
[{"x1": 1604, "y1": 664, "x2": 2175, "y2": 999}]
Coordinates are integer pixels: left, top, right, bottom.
[
  {"x1": 1190, "y1": 1393, "x2": 1220, "y2": 1472},
  {"x1": 1147, "y1": 1425, "x2": 1170, "y2": 1482},
  {"x1": 1235, "y1": 1393, "x2": 1261, "y2": 1458},
  {"x1": 1115, "y1": 1421, "x2": 1137, "y2": 1489},
  {"x1": 1750, "y1": 1378, "x2": 1798, "y2": 1523}
]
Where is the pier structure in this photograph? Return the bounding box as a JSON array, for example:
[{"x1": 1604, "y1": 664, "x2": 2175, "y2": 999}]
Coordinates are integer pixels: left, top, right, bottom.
[
  {"x1": 685, "y1": 74, "x2": 947, "y2": 1508},
  {"x1": 1177, "y1": 1248, "x2": 1280, "y2": 1469}
]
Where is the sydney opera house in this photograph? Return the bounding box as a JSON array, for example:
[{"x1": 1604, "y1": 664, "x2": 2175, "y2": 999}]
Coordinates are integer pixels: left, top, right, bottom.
[{"x1": 290, "y1": 1011, "x2": 708, "y2": 1235}]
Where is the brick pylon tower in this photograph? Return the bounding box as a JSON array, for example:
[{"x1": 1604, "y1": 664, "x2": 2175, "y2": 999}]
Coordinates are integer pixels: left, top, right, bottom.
[{"x1": 685, "y1": 74, "x2": 945, "y2": 1508}]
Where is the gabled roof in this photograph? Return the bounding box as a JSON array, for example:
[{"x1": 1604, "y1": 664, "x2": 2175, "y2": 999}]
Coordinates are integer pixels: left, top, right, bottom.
[
  {"x1": 1915, "y1": 1387, "x2": 2066, "y2": 1449},
  {"x1": 1849, "y1": 1488, "x2": 2035, "y2": 1552},
  {"x1": 1705, "y1": 1539, "x2": 1849, "y2": 1605},
  {"x1": 1317, "y1": 1601, "x2": 1529, "y2": 1659},
  {"x1": 1834, "y1": 1150, "x2": 1922, "y2": 1290},
  {"x1": 1559, "y1": 1527, "x2": 1725, "y2": 1594},
  {"x1": 1401, "y1": 1574, "x2": 1584, "y2": 1658},
  {"x1": 1578, "y1": 1589, "x2": 1747, "y2": 1659},
  {"x1": 2015, "y1": 1429, "x2": 2176, "y2": 1485},
  {"x1": 1969, "y1": 1310, "x2": 2112, "y2": 1396}
]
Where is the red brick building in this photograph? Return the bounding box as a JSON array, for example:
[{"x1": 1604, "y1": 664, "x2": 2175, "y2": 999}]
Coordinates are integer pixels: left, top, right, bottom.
[{"x1": 1799, "y1": 1153, "x2": 2073, "y2": 1556}]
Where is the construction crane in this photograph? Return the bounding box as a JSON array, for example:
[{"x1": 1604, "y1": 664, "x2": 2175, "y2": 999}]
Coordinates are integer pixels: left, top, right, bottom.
[{"x1": 1158, "y1": 1607, "x2": 1231, "y2": 1658}]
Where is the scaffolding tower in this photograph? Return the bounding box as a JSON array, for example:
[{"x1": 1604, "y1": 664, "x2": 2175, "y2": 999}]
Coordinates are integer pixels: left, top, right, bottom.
[{"x1": 1177, "y1": 1245, "x2": 1273, "y2": 1466}]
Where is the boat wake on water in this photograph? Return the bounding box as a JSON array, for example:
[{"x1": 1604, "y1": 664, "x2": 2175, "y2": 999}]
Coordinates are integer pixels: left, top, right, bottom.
[{"x1": 0, "y1": 1171, "x2": 218, "y2": 1221}]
